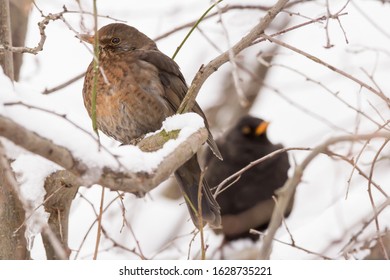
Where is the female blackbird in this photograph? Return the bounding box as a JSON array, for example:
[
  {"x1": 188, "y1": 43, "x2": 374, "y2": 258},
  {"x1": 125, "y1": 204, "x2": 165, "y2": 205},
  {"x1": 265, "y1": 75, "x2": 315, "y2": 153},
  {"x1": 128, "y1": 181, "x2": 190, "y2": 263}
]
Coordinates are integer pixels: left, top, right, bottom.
[
  {"x1": 81, "y1": 23, "x2": 222, "y2": 228},
  {"x1": 204, "y1": 115, "x2": 292, "y2": 241}
]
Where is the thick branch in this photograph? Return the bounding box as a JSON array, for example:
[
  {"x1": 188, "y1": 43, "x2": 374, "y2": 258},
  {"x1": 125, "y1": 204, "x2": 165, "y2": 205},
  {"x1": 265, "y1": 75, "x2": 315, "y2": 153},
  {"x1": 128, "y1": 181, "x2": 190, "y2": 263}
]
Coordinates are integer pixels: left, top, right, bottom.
[
  {"x1": 9, "y1": 0, "x2": 33, "y2": 81},
  {"x1": 0, "y1": 115, "x2": 86, "y2": 175},
  {"x1": 0, "y1": 114, "x2": 208, "y2": 196},
  {"x1": 99, "y1": 128, "x2": 208, "y2": 195},
  {"x1": 0, "y1": 140, "x2": 29, "y2": 259},
  {"x1": 0, "y1": 0, "x2": 14, "y2": 80},
  {"x1": 42, "y1": 170, "x2": 80, "y2": 260}
]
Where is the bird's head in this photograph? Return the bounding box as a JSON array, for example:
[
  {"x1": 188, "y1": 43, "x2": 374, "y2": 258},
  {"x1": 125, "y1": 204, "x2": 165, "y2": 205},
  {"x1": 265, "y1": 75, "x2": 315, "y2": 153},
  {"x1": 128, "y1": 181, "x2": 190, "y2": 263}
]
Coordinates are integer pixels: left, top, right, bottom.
[
  {"x1": 235, "y1": 115, "x2": 270, "y2": 142},
  {"x1": 79, "y1": 23, "x2": 157, "y2": 54}
]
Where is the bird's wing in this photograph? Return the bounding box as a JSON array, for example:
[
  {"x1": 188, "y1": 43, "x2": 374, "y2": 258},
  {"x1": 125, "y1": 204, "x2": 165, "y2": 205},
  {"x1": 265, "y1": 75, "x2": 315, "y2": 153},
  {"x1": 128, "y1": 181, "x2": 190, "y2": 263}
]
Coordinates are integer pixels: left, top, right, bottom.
[{"x1": 136, "y1": 49, "x2": 222, "y2": 159}]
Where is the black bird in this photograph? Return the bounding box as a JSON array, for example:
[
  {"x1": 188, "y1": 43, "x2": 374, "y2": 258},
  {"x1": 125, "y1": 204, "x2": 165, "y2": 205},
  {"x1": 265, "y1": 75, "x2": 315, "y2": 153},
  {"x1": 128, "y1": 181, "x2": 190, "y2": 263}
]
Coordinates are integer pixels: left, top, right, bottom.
[{"x1": 204, "y1": 115, "x2": 293, "y2": 241}]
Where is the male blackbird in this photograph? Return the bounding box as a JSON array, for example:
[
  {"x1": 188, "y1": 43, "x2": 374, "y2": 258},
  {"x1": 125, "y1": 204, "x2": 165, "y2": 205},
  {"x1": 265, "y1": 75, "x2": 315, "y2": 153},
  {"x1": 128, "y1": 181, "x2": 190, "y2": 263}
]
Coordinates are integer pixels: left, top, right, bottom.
[
  {"x1": 81, "y1": 23, "x2": 222, "y2": 228},
  {"x1": 204, "y1": 115, "x2": 292, "y2": 241}
]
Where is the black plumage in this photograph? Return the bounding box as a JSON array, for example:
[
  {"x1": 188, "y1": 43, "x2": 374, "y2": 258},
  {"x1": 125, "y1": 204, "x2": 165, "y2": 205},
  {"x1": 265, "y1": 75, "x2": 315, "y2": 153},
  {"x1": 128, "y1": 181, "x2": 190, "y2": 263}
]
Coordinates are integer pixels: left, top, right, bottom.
[{"x1": 204, "y1": 115, "x2": 293, "y2": 241}]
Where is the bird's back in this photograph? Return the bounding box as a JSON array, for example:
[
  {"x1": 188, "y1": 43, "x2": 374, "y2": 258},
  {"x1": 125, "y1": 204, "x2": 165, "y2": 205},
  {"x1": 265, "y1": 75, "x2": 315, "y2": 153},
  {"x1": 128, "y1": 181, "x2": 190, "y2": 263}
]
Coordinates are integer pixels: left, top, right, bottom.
[{"x1": 206, "y1": 141, "x2": 289, "y2": 215}]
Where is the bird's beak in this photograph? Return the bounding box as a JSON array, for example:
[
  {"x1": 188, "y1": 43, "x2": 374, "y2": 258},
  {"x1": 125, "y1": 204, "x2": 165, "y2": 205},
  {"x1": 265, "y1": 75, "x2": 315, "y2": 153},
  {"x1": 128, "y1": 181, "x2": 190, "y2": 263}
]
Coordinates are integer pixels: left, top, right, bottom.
[
  {"x1": 79, "y1": 34, "x2": 95, "y2": 44},
  {"x1": 255, "y1": 121, "x2": 269, "y2": 136}
]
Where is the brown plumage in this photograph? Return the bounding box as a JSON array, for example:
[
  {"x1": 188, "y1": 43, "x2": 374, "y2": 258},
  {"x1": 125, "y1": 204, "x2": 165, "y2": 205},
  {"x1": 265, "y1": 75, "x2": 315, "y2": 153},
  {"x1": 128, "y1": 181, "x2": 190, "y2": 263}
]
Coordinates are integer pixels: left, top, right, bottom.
[
  {"x1": 204, "y1": 115, "x2": 293, "y2": 241},
  {"x1": 81, "y1": 23, "x2": 221, "y2": 228}
]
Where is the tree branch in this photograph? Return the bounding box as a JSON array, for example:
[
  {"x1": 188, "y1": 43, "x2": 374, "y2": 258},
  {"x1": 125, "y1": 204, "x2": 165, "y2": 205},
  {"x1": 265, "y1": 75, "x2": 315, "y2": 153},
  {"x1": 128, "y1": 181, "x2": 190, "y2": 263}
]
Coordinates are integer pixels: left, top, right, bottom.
[
  {"x1": 41, "y1": 170, "x2": 80, "y2": 260},
  {"x1": 98, "y1": 127, "x2": 208, "y2": 195},
  {"x1": 0, "y1": 0, "x2": 14, "y2": 80},
  {"x1": 259, "y1": 131, "x2": 390, "y2": 259},
  {"x1": 177, "y1": 0, "x2": 290, "y2": 113},
  {"x1": 261, "y1": 33, "x2": 390, "y2": 106},
  {"x1": 0, "y1": 114, "x2": 208, "y2": 196},
  {"x1": 0, "y1": 115, "x2": 86, "y2": 175},
  {"x1": 0, "y1": 140, "x2": 29, "y2": 259}
]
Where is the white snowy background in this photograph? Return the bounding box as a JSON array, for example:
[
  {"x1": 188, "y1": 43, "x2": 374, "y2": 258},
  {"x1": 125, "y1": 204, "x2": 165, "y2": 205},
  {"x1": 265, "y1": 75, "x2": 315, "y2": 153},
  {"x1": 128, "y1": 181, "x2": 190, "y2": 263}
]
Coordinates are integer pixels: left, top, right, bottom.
[{"x1": 1, "y1": 0, "x2": 390, "y2": 259}]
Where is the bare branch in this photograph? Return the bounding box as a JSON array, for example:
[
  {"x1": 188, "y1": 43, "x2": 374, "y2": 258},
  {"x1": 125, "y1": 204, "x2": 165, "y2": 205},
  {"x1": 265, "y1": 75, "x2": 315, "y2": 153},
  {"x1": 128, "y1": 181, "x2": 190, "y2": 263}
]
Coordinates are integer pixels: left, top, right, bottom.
[
  {"x1": 93, "y1": 186, "x2": 105, "y2": 260},
  {"x1": 341, "y1": 197, "x2": 390, "y2": 256},
  {"x1": 261, "y1": 33, "x2": 390, "y2": 106},
  {"x1": 259, "y1": 131, "x2": 390, "y2": 259},
  {"x1": 214, "y1": 147, "x2": 310, "y2": 196},
  {"x1": 178, "y1": 0, "x2": 290, "y2": 114},
  {"x1": 0, "y1": 7, "x2": 67, "y2": 55},
  {"x1": 154, "y1": 5, "x2": 271, "y2": 42},
  {"x1": 42, "y1": 72, "x2": 85, "y2": 94},
  {"x1": 250, "y1": 229, "x2": 332, "y2": 260}
]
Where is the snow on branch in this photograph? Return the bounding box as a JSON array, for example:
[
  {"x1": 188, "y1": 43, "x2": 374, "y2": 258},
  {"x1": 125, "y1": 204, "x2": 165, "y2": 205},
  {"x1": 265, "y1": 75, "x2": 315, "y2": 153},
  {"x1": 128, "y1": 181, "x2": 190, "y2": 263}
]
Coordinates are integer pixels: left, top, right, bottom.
[{"x1": 0, "y1": 113, "x2": 208, "y2": 196}]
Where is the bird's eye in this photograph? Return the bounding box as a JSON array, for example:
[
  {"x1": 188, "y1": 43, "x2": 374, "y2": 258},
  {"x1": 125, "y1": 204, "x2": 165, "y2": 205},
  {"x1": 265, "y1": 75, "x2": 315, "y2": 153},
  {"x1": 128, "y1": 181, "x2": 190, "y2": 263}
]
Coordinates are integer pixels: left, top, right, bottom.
[
  {"x1": 241, "y1": 126, "x2": 251, "y2": 135},
  {"x1": 111, "y1": 37, "x2": 120, "y2": 45}
]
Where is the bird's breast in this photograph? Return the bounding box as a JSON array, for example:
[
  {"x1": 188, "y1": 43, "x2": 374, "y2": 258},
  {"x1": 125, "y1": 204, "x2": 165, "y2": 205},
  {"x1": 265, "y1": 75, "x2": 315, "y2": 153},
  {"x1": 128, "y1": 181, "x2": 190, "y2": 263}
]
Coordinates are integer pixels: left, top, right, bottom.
[{"x1": 82, "y1": 57, "x2": 171, "y2": 144}]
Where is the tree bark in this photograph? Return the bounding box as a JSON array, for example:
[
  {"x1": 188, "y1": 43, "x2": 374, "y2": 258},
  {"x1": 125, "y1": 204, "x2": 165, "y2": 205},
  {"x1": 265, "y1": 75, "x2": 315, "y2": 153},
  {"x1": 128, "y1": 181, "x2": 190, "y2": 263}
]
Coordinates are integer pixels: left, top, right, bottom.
[
  {"x1": 42, "y1": 171, "x2": 80, "y2": 260},
  {"x1": 9, "y1": 0, "x2": 33, "y2": 81},
  {"x1": 0, "y1": 140, "x2": 29, "y2": 260},
  {"x1": 0, "y1": 0, "x2": 14, "y2": 80}
]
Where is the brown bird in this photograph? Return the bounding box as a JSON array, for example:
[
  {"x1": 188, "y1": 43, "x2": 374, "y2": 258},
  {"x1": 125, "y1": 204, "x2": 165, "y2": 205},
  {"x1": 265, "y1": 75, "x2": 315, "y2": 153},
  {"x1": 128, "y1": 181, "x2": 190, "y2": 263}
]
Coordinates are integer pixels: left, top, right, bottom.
[
  {"x1": 80, "y1": 23, "x2": 222, "y2": 228},
  {"x1": 204, "y1": 116, "x2": 293, "y2": 241}
]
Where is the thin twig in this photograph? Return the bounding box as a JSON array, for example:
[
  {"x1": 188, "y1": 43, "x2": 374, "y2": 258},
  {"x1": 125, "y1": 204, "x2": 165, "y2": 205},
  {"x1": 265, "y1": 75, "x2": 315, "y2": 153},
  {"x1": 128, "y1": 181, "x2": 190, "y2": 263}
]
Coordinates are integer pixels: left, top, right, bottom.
[
  {"x1": 346, "y1": 121, "x2": 390, "y2": 198},
  {"x1": 91, "y1": 0, "x2": 100, "y2": 137},
  {"x1": 351, "y1": 0, "x2": 390, "y2": 39},
  {"x1": 259, "y1": 131, "x2": 390, "y2": 259},
  {"x1": 215, "y1": 147, "x2": 310, "y2": 196},
  {"x1": 251, "y1": 13, "x2": 348, "y2": 46},
  {"x1": 325, "y1": 151, "x2": 388, "y2": 198},
  {"x1": 42, "y1": 72, "x2": 85, "y2": 95},
  {"x1": 267, "y1": 63, "x2": 386, "y2": 130},
  {"x1": 177, "y1": 0, "x2": 290, "y2": 114},
  {"x1": 250, "y1": 229, "x2": 333, "y2": 260},
  {"x1": 93, "y1": 186, "x2": 105, "y2": 260},
  {"x1": 340, "y1": 197, "x2": 390, "y2": 256},
  {"x1": 263, "y1": 83, "x2": 351, "y2": 133},
  {"x1": 123, "y1": 217, "x2": 147, "y2": 260},
  {"x1": 14, "y1": 184, "x2": 65, "y2": 234},
  {"x1": 154, "y1": 4, "x2": 270, "y2": 42},
  {"x1": 215, "y1": 1, "x2": 248, "y2": 107},
  {"x1": 197, "y1": 172, "x2": 205, "y2": 260},
  {"x1": 172, "y1": 0, "x2": 222, "y2": 60},
  {"x1": 261, "y1": 33, "x2": 390, "y2": 106}
]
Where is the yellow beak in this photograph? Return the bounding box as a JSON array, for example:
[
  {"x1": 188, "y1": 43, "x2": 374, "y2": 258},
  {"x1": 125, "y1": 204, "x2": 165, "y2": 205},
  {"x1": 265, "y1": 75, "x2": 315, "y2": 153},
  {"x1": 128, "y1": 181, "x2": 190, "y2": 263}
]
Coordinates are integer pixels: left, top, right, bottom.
[{"x1": 255, "y1": 121, "x2": 269, "y2": 136}]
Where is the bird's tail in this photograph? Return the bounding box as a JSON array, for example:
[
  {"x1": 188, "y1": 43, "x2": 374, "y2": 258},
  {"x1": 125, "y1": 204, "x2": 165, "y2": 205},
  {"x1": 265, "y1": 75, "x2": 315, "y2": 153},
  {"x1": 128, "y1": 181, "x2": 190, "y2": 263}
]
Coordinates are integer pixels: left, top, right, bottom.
[{"x1": 174, "y1": 155, "x2": 221, "y2": 229}]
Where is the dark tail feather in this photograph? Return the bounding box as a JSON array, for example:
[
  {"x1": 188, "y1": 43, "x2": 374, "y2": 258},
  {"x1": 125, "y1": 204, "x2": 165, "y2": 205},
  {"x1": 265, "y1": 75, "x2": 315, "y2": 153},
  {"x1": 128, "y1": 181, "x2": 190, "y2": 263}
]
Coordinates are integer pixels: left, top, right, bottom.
[
  {"x1": 174, "y1": 155, "x2": 221, "y2": 228},
  {"x1": 192, "y1": 103, "x2": 222, "y2": 161},
  {"x1": 207, "y1": 133, "x2": 223, "y2": 161}
]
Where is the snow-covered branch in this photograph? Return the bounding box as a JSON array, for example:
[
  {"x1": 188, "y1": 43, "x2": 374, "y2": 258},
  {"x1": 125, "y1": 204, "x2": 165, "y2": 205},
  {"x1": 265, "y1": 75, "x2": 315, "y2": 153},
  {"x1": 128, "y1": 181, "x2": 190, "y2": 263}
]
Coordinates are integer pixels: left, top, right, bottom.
[{"x1": 0, "y1": 114, "x2": 208, "y2": 195}]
